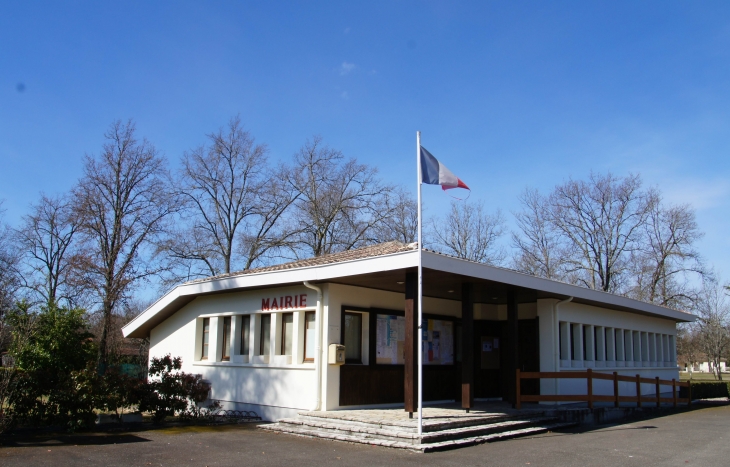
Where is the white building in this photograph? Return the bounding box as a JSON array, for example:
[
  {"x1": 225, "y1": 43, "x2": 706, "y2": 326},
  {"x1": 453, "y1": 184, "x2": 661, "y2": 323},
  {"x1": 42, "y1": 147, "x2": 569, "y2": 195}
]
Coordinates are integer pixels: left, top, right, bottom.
[{"x1": 122, "y1": 242, "x2": 695, "y2": 421}]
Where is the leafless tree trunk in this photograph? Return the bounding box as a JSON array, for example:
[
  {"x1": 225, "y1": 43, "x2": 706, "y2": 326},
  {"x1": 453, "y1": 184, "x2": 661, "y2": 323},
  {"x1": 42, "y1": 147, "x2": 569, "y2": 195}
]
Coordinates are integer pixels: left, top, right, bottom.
[
  {"x1": 288, "y1": 136, "x2": 395, "y2": 257},
  {"x1": 168, "y1": 117, "x2": 295, "y2": 279},
  {"x1": 15, "y1": 194, "x2": 80, "y2": 307},
  {"x1": 430, "y1": 200, "x2": 505, "y2": 264},
  {"x1": 694, "y1": 280, "x2": 730, "y2": 381},
  {"x1": 511, "y1": 188, "x2": 565, "y2": 279},
  {"x1": 73, "y1": 120, "x2": 175, "y2": 370},
  {"x1": 630, "y1": 197, "x2": 705, "y2": 309},
  {"x1": 548, "y1": 172, "x2": 652, "y2": 293}
]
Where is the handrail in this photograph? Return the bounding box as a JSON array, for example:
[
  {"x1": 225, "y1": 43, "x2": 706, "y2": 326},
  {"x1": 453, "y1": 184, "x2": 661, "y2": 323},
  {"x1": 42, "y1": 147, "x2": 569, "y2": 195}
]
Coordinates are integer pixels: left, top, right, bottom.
[{"x1": 515, "y1": 368, "x2": 691, "y2": 410}]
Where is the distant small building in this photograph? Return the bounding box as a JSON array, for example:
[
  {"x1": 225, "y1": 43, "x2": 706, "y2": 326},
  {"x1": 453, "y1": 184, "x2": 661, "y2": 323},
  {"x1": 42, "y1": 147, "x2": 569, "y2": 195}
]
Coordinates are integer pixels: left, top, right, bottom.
[{"x1": 683, "y1": 359, "x2": 727, "y2": 373}]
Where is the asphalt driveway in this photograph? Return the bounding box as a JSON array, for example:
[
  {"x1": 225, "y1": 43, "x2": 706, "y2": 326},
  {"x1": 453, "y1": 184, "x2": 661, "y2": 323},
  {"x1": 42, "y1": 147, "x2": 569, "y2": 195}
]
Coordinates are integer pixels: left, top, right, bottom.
[{"x1": 1, "y1": 403, "x2": 729, "y2": 466}]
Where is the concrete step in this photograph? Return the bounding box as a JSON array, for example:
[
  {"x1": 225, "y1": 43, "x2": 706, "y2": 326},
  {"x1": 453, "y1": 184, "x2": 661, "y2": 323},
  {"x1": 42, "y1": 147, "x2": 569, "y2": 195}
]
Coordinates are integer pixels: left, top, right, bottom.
[
  {"x1": 260, "y1": 421, "x2": 578, "y2": 452},
  {"x1": 272, "y1": 415, "x2": 562, "y2": 445},
  {"x1": 271, "y1": 417, "x2": 420, "y2": 444},
  {"x1": 296, "y1": 411, "x2": 540, "y2": 433},
  {"x1": 420, "y1": 417, "x2": 562, "y2": 444},
  {"x1": 421, "y1": 422, "x2": 578, "y2": 452}
]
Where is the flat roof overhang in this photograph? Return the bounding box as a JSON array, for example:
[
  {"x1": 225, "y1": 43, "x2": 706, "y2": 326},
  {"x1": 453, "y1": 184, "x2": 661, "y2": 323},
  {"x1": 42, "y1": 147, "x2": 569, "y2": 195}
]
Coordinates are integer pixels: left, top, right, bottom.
[{"x1": 123, "y1": 249, "x2": 695, "y2": 339}]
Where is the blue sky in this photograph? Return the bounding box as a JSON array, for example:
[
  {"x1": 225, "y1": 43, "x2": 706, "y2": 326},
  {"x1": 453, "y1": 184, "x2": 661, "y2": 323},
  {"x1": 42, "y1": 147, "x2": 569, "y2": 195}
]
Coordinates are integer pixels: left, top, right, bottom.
[{"x1": 2, "y1": 1, "x2": 730, "y2": 279}]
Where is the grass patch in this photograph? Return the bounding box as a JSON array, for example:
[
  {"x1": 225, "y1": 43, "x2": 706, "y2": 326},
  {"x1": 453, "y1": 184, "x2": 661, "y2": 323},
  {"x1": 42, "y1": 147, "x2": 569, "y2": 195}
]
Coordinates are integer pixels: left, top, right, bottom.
[{"x1": 680, "y1": 372, "x2": 730, "y2": 382}]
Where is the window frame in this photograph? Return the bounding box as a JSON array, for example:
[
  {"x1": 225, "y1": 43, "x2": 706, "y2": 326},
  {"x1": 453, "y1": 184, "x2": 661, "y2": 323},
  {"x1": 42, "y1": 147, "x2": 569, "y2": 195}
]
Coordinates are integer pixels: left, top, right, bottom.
[
  {"x1": 201, "y1": 317, "x2": 210, "y2": 360},
  {"x1": 303, "y1": 311, "x2": 316, "y2": 362},
  {"x1": 281, "y1": 312, "x2": 294, "y2": 356},
  {"x1": 259, "y1": 314, "x2": 271, "y2": 356},
  {"x1": 343, "y1": 311, "x2": 363, "y2": 364},
  {"x1": 221, "y1": 316, "x2": 232, "y2": 361},
  {"x1": 240, "y1": 315, "x2": 251, "y2": 356}
]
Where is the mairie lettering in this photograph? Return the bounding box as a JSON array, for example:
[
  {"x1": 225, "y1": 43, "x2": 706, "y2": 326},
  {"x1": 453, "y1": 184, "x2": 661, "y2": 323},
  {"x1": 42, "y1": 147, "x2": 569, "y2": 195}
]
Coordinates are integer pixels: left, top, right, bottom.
[{"x1": 261, "y1": 294, "x2": 308, "y2": 311}]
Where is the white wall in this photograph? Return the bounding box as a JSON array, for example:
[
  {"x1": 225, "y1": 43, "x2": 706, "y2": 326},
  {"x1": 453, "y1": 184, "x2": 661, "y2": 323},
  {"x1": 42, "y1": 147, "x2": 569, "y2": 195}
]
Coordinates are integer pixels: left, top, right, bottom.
[
  {"x1": 535, "y1": 298, "x2": 679, "y2": 401},
  {"x1": 148, "y1": 285, "x2": 318, "y2": 421}
]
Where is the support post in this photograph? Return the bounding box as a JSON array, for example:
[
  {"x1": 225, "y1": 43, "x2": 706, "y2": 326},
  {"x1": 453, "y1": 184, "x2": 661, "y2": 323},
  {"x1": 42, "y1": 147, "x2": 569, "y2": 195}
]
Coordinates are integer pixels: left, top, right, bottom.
[
  {"x1": 404, "y1": 270, "x2": 418, "y2": 415},
  {"x1": 688, "y1": 382, "x2": 692, "y2": 407},
  {"x1": 587, "y1": 368, "x2": 593, "y2": 409},
  {"x1": 655, "y1": 377, "x2": 660, "y2": 407},
  {"x1": 672, "y1": 379, "x2": 677, "y2": 408},
  {"x1": 636, "y1": 374, "x2": 642, "y2": 408},
  {"x1": 461, "y1": 282, "x2": 474, "y2": 411},
  {"x1": 515, "y1": 369, "x2": 521, "y2": 410},
  {"x1": 613, "y1": 372, "x2": 619, "y2": 408},
  {"x1": 507, "y1": 288, "x2": 519, "y2": 406}
]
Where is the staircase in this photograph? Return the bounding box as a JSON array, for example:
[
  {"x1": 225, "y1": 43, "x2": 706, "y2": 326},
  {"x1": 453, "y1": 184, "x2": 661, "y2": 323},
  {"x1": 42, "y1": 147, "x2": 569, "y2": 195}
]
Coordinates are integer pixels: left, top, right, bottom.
[{"x1": 260, "y1": 410, "x2": 577, "y2": 452}]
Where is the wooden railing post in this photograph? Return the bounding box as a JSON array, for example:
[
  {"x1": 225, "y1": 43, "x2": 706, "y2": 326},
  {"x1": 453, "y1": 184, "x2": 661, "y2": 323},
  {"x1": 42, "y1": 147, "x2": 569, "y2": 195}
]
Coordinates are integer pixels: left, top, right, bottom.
[
  {"x1": 613, "y1": 371, "x2": 619, "y2": 408},
  {"x1": 516, "y1": 368, "x2": 522, "y2": 410},
  {"x1": 672, "y1": 379, "x2": 677, "y2": 408},
  {"x1": 655, "y1": 376, "x2": 660, "y2": 407},
  {"x1": 688, "y1": 381, "x2": 692, "y2": 407},
  {"x1": 636, "y1": 374, "x2": 642, "y2": 408},
  {"x1": 587, "y1": 368, "x2": 593, "y2": 409}
]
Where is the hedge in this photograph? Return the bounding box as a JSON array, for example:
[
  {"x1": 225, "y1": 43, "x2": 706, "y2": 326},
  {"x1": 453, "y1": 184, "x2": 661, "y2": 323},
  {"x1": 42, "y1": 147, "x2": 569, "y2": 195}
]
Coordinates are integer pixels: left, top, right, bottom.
[{"x1": 680, "y1": 381, "x2": 730, "y2": 400}]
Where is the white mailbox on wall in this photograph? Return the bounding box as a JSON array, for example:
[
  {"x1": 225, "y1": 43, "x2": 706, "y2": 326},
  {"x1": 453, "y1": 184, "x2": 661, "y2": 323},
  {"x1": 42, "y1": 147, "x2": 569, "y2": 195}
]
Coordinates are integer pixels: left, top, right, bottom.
[{"x1": 328, "y1": 344, "x2": 346, "y2": 365}]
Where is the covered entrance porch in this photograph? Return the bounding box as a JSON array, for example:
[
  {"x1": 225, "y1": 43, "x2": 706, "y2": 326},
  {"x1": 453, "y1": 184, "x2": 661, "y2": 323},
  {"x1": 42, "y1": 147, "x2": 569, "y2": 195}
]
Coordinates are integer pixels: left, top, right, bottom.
[{"x1": 333, "y1": 266, "x2": 545, "y2": 412}]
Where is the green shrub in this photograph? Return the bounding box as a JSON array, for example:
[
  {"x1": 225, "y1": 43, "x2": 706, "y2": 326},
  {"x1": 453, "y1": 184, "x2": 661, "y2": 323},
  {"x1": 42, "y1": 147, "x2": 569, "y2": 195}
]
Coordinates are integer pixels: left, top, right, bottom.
[
  {"x1": 680, "y1": 381, "x2": 730, "y2": 400},
  {"x1": 138, "y1": 354, "x2": 212, "y2": 423}
]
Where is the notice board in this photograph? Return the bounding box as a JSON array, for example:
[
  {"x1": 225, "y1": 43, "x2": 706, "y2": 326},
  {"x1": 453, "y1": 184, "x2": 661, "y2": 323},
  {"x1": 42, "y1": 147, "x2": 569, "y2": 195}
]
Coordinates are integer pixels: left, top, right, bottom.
[{"x1": 375, "y1": 314, "x2": 454, "y2": 365}]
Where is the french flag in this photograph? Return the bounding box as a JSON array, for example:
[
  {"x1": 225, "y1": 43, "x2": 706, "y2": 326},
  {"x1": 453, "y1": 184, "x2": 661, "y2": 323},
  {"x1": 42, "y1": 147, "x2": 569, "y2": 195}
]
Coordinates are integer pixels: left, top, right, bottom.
[{"x1": 420, "y1": 146, "x2": 470, "y2": 191}]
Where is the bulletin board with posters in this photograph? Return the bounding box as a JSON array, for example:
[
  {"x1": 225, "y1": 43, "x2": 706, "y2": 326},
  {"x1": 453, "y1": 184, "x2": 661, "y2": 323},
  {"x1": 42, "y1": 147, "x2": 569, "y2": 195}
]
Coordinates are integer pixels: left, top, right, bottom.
[{"x1": 374, "y1": 313, "x2": 454, "y2": 365}]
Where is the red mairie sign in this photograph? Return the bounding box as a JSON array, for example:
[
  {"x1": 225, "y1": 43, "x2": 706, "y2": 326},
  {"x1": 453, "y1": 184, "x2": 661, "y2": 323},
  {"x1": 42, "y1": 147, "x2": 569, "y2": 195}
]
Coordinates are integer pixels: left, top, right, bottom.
[{"x1": 261, "y1": 294, "x2": 308, "y2": 311}]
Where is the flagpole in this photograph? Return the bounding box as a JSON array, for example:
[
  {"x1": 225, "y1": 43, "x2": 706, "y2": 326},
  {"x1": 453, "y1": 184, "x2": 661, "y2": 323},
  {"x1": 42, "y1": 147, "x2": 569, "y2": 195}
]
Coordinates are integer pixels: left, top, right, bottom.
[{"x1": 416, "y1": 131, "x2": 423, "y2": 437}]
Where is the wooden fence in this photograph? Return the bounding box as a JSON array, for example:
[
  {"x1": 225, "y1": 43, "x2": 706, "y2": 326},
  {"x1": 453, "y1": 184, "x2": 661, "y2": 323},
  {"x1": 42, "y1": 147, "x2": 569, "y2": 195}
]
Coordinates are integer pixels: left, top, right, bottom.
[{"x1": 516, "y1": 368, "x2": 691, "y2": 410}]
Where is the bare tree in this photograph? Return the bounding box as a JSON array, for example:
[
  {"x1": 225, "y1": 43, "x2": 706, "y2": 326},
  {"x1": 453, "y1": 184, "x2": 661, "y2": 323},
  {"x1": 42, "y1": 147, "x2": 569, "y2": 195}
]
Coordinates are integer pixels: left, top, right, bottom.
[
  {"x1": 73, "y1": 120, "x2": 176, "y2": 369},
  {"x1": 630, "y1": 197, "x2": 705, "y2": 309},
  {"x1": 15, "y1": 194, "x2": 80, "y2": 307},
  {"x1": 372, "y1": 187, "x2": 418, "y2": 244},
  {"x1": 430, "y1": 200, "x2": 506, "y2": 264},
  {"x1": 511, "y1": 189, "x2": 565, "y2": 279},
  {"x1": 676, "y1": 323, "x2": 701, "y2": 376},
  {"x1": 288, "y1": 136, "x2": 395, "y2": 257},
  {"x1": 0, "y1": 202, "x2": 20, "y2": 319},
  {"x1": 694, "y1": 279, "x2": 730, "y2": 381},
  {"x1": 168, "y1": 117, "x2": 296, "y2": 279},
  {"x1": 548, "y1": 172, "x2": 653, "y2": 293}
]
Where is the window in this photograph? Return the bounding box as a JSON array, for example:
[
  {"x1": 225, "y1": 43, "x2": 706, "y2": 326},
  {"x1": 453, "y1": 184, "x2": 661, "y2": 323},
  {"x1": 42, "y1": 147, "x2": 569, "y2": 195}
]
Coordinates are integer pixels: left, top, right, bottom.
[
  {"x1": 201, "y1": 318, "x2": 210, "y2": 360},
  {"x1": 343, "y1": 312, "x2": 362, "y2": 363},
  {"x1": 259, "y1": 314, "x2": 271, "y2": 356},
  {"x1": 304, "y1": 311, "x2": 316, "y2": 362},
  {"x1": 240, "y1": 315, "x2": 251, "y2": 356},
  {"x1": 221, "y1": 316, "x2": 231, "y2": 361},
  {"x1": 281, "y1": 313, "x2": 293, "y2": 355}
]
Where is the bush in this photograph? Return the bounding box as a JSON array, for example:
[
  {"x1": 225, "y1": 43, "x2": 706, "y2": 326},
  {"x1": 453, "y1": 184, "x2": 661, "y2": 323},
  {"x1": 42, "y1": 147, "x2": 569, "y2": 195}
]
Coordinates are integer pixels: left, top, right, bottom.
[
  {"x1": 681, "y1": 381, "x2": 730, "y2": 400},
  {"x1": 7, "y1": 303, "x2": 99, "y2": 430},
  {"x1": 138, "y1": 355, "x2": 212, "y2": 423}
]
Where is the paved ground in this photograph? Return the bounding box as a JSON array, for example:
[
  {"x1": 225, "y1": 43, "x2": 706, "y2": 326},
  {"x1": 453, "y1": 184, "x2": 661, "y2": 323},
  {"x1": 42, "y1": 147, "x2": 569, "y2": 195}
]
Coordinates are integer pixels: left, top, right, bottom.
[{"x1": 1, "y1": 403, "x2": 729, "y2": 466}]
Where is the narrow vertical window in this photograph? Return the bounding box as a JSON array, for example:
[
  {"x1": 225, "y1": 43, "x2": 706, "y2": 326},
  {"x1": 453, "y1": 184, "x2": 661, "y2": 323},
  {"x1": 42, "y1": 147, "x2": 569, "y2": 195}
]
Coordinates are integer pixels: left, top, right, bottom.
[
  {"x1": 281, "y1": 313, "x2": 293, "y2": 355},
  {"x1": 344, "y1": 312, "x2": 362, "y2": 363},
  {"x1": 221, "y1": 316, "x2": 231, "y2": 361},
  {"x1": 260, "y1": 314, "x2": 271, "y2": 356},
  {"x1": 240, "y1": 315, "x2": 251, "y2": 356},
  {"x1": 201, "y1": 318, "x2": 210, "y2": 360},
  {"x1": 304, "y1": 311, "x2": 316, "y2": 362}
]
